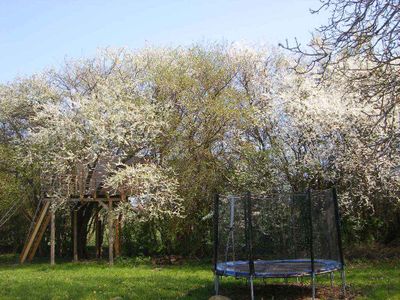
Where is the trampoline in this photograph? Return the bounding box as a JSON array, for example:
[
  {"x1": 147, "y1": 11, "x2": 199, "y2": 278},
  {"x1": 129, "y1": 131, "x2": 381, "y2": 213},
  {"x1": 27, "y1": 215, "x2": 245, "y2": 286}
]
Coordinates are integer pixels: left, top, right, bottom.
[
  {"x1": 217, "y1": 259, "x2": 342, "y2": 278},
  {"x1": 212, "y1": 188, "x2": 346, "y2": 300}
]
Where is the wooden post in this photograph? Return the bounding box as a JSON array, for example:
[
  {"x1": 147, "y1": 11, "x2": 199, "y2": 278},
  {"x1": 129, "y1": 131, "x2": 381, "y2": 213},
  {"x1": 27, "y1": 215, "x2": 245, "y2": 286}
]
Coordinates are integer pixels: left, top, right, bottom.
[
  {"x1": 95, "y1": 216, "x2": 102, "y2": 259},
  {"x1": 114, "y1": 216, "x2": 121, "y2": 257},
  {"x1": 95, "y1": 207, "x2": 103, "y2": 259},
  {"x1": 50, "y1": 208, "x2": 55, "y2": 265},
  {"x1": 114, "y1": 192, "x2": 125, "y2": 257},
  {"x1": 73, "y1": 208, "x2": 78, "y2": 262},
  {"x1": 108, "y1": 195, "x2": 114, "y2": 266}
]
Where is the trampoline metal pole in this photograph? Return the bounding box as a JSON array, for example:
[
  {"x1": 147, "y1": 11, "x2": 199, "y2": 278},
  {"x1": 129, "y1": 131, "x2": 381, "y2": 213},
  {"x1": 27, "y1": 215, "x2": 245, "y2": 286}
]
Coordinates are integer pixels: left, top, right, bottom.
[
  {"x1": 213, "y1": 193, "x2": 220, "y2": 295},
  {"x1": 226, "y1": 196, "x2": 236, "y2": 262},
  {"x1": 246, "y1": 191, "x2": 254, "y2": 275},
  {"x1": 246, "y1": 191, "x2": 255, "y2": 300},
  {"x1": 333, "y1": 187, "x2": 346, "y2": 297},
  {"x1": 214, "y1": 275, "x2": 220, "y2": 295},
  {"x1": 332, "y1": 187, "x2": 345, "y2": 266},
  {"x1": 341, "y1": 267, "x2": 346, "y2": 296},
  {"x1": 229, "y1": 196, "x2": 235, "y2": 228},
  {"x1": 311, "y1": 273, "x2": 316, "y2": 300},
  {"x1": 250, "y1": 276, "x2": 254, "y2": 300},
  {"x1": 307, "y1": 190, "x2": 316, "y2": 300}
]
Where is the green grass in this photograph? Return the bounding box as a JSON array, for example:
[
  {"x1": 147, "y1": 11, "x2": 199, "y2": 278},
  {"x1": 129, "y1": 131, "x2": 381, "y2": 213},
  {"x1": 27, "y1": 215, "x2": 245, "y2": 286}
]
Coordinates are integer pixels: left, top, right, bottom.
[
  {"x1": 345, "y1": 259, "x2": 400, "y2": 300},
  {"x1": 0, "y1": 255, "x2": 398, "y2": 299}
]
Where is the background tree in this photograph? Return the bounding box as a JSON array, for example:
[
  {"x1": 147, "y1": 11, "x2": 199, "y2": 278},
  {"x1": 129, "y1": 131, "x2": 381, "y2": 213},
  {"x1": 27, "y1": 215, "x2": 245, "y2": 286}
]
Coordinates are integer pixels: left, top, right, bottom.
[
  {"x1": 283, "y1": 0, "x2": 400, "y2": 146},
  {"x1": 281, "y1": 0, "x2": 400, "y2": 243},
  {"x1": 1, "y1": 43, "x2": 399, "y2": 257}
]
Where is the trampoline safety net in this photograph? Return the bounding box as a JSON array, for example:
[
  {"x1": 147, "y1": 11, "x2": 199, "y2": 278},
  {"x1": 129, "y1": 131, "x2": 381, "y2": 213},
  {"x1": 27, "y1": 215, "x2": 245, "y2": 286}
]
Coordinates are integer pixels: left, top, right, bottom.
[{"x1": 213, "y1": 188, "x2": 344, "y2": 279}]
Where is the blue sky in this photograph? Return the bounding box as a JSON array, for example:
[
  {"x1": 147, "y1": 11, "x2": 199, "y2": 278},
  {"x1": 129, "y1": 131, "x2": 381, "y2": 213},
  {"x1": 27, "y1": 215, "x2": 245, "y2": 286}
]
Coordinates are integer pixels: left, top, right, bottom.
[{"x1": 0, "y1": 0, "x2": 329, "y2": 83}]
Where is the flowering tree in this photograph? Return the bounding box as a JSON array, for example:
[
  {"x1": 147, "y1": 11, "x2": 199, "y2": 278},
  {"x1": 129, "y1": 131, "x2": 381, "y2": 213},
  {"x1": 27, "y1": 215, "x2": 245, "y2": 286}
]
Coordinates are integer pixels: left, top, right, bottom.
[
  {"x1": 9, "y1": 50, "x2": 183, "y2": 218},
  {"x1": 106, "y1": 163, "x2": 183, "y2": 221},
  {"x1": 229, "y1": 49, "x2": 400, "y2": 241},
  {"x1": 1, "y1": 43, "x2": 399, "y2": 254},
  {"x1": 283, "y1": 0, "x2": 400, "y2": 166}
]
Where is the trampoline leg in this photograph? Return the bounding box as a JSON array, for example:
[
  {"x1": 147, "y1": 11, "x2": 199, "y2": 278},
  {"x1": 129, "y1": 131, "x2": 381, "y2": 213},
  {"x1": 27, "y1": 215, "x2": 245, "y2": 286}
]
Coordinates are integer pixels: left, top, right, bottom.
[
  {"x1": 340, "y1": 268, "x2": 346, "y2": 297},
  {"x1": 311, "y1": 273, "x2": 316, "y2": 300},
  {"x1": 330, "y1": 272, "x2": 334, "y2": 288},
  {"x1": 250, "y1": 276, "x2": 254, "y2": 300},
  {"x1": 214, "y1": 275, "x2": 219, "y2": 295}
]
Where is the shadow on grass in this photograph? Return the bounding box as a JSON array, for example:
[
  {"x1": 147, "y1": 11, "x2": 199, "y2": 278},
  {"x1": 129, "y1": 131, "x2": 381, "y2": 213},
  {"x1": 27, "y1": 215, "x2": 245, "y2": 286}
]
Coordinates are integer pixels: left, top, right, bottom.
[{"x1": 180, "y1": 281, "x2": 356, "y2": 300}]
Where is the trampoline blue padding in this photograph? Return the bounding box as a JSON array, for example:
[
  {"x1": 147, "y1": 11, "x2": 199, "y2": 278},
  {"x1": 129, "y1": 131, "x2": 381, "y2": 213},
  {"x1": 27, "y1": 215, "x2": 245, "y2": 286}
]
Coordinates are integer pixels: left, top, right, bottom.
[{"x1": 216, "y1": 259, "x2": 342, "y2": 278}]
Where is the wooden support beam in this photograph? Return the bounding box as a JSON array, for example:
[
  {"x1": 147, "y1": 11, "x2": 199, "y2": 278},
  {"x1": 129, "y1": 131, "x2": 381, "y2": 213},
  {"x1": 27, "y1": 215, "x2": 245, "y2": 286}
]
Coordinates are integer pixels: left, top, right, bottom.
[
  {"x1": 95, "y1": 212, "x2": 102, "y2": 259},
  {"x1": 97, "y1": 199, "x2": 108, "y2": 210},
  {"x1": 27, "y1": 213, "x2": 51, "y2": 262},
  {"x1": 43, "y1": 195, "x2": 122, "y2": 202},
  {"x1": 50, "y1": 208, "x2": 55, "y2": 265},
  {"x1": 114, "y1": 215, "x2": 121, "y2": 257},
  {"x1": 20, "y1": 201, "x2": 51, "y2": 264},
  {"x1": 114, "y1": 193, "x2": 125, "y2": 257},
  {"x1": 73, "y1": 208, "x2": 78, "y2": 262}
]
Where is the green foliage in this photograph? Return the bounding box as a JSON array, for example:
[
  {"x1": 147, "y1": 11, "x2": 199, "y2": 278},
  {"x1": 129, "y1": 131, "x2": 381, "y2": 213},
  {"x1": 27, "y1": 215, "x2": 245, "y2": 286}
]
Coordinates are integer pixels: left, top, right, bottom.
[
  {"x1": 121, "y1": 221, "x2": 163, "y2": 256},
  {"x1": 0, "y1": 144, "x2": 37, "y2": 251}
]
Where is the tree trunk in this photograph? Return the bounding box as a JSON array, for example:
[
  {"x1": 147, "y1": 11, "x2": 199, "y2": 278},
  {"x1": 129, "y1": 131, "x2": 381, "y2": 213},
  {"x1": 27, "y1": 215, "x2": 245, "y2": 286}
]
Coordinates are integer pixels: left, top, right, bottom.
[
  {"x1": 50, "y1": 209, "x2": 55, "y2": 265},
  {"x1": 76, "y1": 203, "x2": 94, "y2": 259},
  {"x1": 73, "y1": 209, "x2": 78, "y2": 261},
  {"x1": 108, "y1": 197, "x2": 114, "y2": 266}
]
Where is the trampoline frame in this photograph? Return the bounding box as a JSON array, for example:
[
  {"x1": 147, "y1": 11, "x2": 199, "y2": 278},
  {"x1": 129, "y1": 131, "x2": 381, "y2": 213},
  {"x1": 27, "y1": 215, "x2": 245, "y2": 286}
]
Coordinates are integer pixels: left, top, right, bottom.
[
  {"x1": 216, "y1": 258, "x2": 342, "y2": 278},
  {"x1": 212, "y1": 187, "x2": 346, "y2": 300}
]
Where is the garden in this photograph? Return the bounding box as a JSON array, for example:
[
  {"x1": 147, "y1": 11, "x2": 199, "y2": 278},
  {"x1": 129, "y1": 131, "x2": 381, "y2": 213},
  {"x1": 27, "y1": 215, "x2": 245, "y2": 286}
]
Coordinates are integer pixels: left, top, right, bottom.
[{"x1": 0, "y1": 0, "x2": 399, "y2": 299}]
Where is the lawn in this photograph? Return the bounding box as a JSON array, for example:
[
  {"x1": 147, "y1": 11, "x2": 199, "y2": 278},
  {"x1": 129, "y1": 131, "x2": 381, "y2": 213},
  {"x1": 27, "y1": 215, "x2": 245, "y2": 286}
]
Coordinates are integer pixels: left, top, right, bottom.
[{"x1": 0, "y1": 255, "x2": 398, "y2": 299}]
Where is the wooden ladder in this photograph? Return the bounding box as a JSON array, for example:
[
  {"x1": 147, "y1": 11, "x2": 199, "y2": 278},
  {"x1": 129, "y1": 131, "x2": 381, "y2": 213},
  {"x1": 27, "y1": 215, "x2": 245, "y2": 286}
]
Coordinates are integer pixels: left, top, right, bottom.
[{"x1": 20, "y1": 201, "x2": 51, "y2": 264}]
